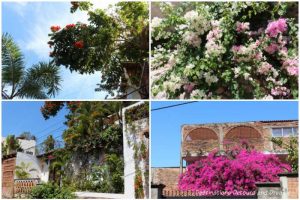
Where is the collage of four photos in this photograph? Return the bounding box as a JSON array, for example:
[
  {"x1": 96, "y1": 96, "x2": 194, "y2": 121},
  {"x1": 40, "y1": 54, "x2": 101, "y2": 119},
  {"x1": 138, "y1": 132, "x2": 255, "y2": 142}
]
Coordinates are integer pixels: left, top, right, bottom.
[{"x1": 1, "y1": 0, "x2": 299, "y2": 199}]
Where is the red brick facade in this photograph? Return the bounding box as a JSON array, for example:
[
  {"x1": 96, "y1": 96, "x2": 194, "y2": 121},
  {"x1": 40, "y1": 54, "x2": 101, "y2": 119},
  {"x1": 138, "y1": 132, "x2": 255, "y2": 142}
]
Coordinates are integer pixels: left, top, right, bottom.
[
  {"x1": 288, "y1": 176, "x2": 298, "y2": 199},
  {"x1": 151, "y1": 167, "x2": 181, "y2": 191},
  {"x1": 2, "y1": 155, "x2": 16, "y2": 198}
]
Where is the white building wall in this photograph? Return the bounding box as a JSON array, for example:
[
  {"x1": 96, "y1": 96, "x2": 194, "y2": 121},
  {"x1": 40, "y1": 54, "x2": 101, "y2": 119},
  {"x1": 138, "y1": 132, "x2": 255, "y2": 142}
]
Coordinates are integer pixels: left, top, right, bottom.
[
  {"x1": 18, "y1": 139, "x2": 36, "y2": 155},
  {"x1": 15, "y1": 152, "x2": 49, "y2": 182},
  {"x1": 122, "y1": 102, "x2": 148, "y2": 198}
]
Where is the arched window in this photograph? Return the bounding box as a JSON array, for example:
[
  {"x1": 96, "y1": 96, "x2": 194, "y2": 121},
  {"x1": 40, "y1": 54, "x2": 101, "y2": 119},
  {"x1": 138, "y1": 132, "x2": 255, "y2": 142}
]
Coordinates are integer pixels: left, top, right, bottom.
[
  {"x1": 185, "y1": 128, "x2": 218, "y2": 141},
  {"x1": 225, "y1": 126, "x2": 261, "y2": 139}
]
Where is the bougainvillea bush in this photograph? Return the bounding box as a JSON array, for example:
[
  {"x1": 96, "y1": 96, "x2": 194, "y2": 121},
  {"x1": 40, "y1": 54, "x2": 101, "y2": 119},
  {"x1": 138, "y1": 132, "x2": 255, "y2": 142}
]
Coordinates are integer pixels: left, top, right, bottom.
[
  {"x1": 151, "y1": 2, "x2": 298, "y2": 99},
  {"x1": 178, "y1": 145, "x2": 291, "y2": 194}
]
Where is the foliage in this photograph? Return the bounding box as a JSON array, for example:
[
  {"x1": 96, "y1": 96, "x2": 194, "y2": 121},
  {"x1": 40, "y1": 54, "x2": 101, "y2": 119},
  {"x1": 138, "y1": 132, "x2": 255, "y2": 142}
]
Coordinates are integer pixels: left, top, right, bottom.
[
  {"x1": 125, "y1": 102, "x2": 149, "y2": 123},
  {"x1": 124, "y1": 102, "x2": 149, "y2": 198},
  {"x1": 29, "y1": 182, "x2": 75, "y2": 199},
  {"x1": 151, "y1": 2, "x2": 298, "y2": 99},
  {"x1": 63, "y1": 102, "x2": 123, "y2": 153},
  {"x1": 18, "y1": 132, "x2": 36, "y2": 140},
  {"x1": 2, "y1": 33, "x2": 61, "y2": 99},
  {"x1": 15, "y1": 162, "x2": 37, "y2": 179},
  {"x1": 49, "y1": 149, "x2": 71, "y2": 186},
  {"x1": 2, "y1": 135, "x2": 22, "y2": 155},
  {"x1": 40, "y1": 101, "x2": 126, "y2": 193},
  {"x1": 40, "y1": 102, "x2": 64, "y2": 119},
  {"x1": 271, "y1": 137, "x2": 298, "y2": 172},
  {"x1": 99, "y1": 125, "x2": 123, "y2": 154},
  {"x1": 48, "y1": 2, "x2": 149, "y2": 97},
  {"x1": 178, "y1": 144, "x2": 291, "y2": 193},
  {"x1": 43, "y1": 135, "x2": 56, "y2": 153},
  {"x1": 135, "y1": 169, "x2": 144, "y2": 198},
  {"x1": 83, "y1": 154, "x2": 124, "y2": 193}
]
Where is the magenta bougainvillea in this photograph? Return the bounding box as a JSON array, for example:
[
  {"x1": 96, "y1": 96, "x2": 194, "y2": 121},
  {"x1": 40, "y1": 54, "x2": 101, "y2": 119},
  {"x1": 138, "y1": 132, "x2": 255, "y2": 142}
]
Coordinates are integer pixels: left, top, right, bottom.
[{"x1": 178, "y1": 146, "x2": 291, "y2": 194}]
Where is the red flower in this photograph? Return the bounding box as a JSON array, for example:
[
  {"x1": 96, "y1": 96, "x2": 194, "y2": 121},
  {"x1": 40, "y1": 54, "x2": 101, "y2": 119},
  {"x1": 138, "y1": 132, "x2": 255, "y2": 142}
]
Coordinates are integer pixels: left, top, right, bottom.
[
  {"x1": 66, "y1": 24, "x2": 76, "y2": 29},
  {"x1": 74, "y1": 41, "x2": 84, "y2": 48},
  {"x1": 48, "y1": 155, "x2": 55, "y2": 160},
  {"x1": 50, "y1": 26, "x2": 61, "y2": 32}
]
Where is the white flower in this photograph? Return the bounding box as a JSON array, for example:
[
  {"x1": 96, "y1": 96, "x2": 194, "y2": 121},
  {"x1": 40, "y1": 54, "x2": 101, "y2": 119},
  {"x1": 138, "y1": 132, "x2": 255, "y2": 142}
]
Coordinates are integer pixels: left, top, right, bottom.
[
  {"x1": 152, "y1": 17, "x2": 163, "y2": 29},
  {"x1": 204, "y1": 72, "x2": 219, "y2": 86},
  {"x1": 263, "y1": 94, "x2": 274, "y2": 100},
  {"x1": 243, "y1": 72, "x2": 250, "y2": 80},
  {"x1": 184, "y1": 10, "x2": 198, "y2": 22},
  {"x1": 183, "y1": 31, "x2": 201, "y2": 47},
  {"x1": 186, "y1": 64, "x2": 195, "y2": 69},
  {"x1": 190, "y1": 89, "x2": 206, "y2": 99},
  {"x1": 154, "y1": 91, "x2": 167, "y2": 99}
]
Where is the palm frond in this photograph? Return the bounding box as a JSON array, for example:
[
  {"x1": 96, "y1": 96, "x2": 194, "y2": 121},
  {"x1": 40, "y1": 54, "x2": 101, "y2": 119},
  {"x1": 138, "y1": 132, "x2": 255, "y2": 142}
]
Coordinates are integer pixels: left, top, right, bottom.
[
  {"x1": 19, "y1": 61, "x2": 61, "y2": 98},
  {"x1": 1, "y1": 33, "x2": 25, "y2": 97}
]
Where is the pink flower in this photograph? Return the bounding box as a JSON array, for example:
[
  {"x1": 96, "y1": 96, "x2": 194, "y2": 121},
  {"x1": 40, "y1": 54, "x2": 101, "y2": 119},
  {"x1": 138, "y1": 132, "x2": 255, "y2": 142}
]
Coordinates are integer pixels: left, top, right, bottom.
[
  {"x1": 236, "y1": 22, "x2": 250, "y2": 33},
  {"x1": 266, "y1": 18, "x2": 287, "y2": 38},
  {"x1": 183, "y1": 83, "x2": 196, "y2": 93},
  {"x1": 282, "y1": 59, "x2": 298, "y2": 76},
  {"x1": 264, "y1": 43, "x2": 279, "y2": 54},
  {"x1": 231, "y1": 45, "x2": 241, "y2": 52},
  {"x1": 271, "y1": 86, "x2": 290, "y2": 96},
  {"x1": 178, "y1": 144, "x2": 291, "y2": 194}
]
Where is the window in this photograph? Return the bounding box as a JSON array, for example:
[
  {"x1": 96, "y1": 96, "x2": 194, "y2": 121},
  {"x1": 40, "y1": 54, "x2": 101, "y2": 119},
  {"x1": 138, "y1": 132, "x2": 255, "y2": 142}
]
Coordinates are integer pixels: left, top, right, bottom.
[{"x1": 272, "y1": 127, "x2": 298, "y2": 137}]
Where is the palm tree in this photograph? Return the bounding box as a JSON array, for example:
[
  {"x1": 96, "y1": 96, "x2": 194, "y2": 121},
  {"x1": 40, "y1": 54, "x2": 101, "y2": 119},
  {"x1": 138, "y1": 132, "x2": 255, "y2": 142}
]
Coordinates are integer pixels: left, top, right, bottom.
[
  {"x1": 2, "y1": 135, "x2": 23, "y2": 155},
  {"x1": 15, "y1": 162, "x2": 37, "y2": 179},
  {"x1": 2, "y1": 33, "x2": 61, "y2": 99}
]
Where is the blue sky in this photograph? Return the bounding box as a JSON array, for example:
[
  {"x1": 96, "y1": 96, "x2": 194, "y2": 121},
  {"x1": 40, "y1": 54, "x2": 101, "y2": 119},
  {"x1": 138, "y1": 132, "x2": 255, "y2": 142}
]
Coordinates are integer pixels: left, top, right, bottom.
[
  {"x1": 151, "y1": 101, "x2": 298, "y2": 167},
  {"x1": 2, "y1": 1, "x2": 117, "y2": 99},
  {"x1": 2, "y1": 101, "x2": 68, "y2": 144}
]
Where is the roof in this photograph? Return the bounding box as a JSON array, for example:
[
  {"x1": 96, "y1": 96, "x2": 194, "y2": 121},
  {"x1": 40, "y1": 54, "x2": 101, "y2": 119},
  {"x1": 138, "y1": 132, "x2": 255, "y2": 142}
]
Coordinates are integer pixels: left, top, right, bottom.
[
  {"x1": 2, "y1": 153, "x2": 17, "y2": 160},
  {"x1": 182, "y1": 119, "x2": 298, "y2": 127}
]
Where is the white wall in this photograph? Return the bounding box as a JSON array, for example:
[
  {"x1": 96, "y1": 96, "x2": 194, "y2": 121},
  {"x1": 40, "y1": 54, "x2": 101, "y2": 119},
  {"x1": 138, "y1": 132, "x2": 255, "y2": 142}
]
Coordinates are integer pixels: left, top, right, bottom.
[
  {"x1": 122, "y1": 102, "x2": 148, "y2": 198},
  {"x1": 15, "y1": 152, "x2": 49, "y2": 182},
  {"x1": 18, "y1": 139, "x2": 36, "y2": 155}
]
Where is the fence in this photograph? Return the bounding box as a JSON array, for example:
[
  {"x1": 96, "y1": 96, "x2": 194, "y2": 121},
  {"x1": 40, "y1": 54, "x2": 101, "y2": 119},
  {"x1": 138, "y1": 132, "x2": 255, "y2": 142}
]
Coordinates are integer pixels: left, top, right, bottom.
[
  {"x1": 14, "y1": 178, "x2": 40, "y2": 198},
  {"x1": 161, "y1": 190, "x2": 257, "y2": 199}
]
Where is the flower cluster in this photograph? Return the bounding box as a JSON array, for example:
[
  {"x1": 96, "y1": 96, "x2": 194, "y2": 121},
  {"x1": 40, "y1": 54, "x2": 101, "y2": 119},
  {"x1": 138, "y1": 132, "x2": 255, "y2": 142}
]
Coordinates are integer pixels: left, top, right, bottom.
[
  {"x1": 65, "y1": 24, "x2": 76, "y2": 29},
  {"x1": 74, "y1": 40, "x2": 84, "y2": 48},
  {"x1": 151, "y1": 2, "x2": 298, "y2": 99},
  {"x1": 50, "y1": 26, "x2": 61, "y2": 33},
  {"x1": 178, "y1": 145, "x2": 291, "y2": 193}
]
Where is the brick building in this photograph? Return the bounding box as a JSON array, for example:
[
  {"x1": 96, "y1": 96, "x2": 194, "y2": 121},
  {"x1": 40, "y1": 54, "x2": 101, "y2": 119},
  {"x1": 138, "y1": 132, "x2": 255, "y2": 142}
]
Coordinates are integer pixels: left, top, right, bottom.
[
  {"x1": 152, "y1": 120, "x2": 298, "y2": 195},
  {"x1": 180, "y1": 120, "x2": 298, "y2": 172}
]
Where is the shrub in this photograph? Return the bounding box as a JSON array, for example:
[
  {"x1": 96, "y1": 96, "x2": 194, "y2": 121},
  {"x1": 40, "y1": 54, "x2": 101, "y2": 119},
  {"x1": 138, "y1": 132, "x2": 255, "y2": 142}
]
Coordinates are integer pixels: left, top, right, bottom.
[
  {"x1": 178, "y1": 145, "x2": 291, "y2": 193},
  {"x1": 29, "y1": 182, "x2": 75, "y2": 199},
  {"x1": 151, "y1": 2, "x2": 298, "y2": 99}
]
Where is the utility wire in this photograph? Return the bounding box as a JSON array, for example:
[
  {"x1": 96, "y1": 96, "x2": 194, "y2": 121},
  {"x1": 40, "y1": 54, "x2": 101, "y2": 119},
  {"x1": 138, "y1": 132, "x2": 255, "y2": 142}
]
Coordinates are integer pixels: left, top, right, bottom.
[
  {"x1": 35, "y1": 126, "x2": 65, "y2": 141},
  {"x1": 151, "y1": 101, "x2": 198, "y2": 111}
]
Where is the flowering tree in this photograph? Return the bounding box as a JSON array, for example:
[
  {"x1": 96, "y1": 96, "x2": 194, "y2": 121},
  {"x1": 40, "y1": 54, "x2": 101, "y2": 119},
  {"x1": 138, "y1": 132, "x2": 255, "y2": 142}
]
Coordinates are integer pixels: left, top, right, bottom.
[
  {"x1": 178, "y1": 145, "x2": 291, "y2": 194},
  {"x1": 48, "y1": 2, "x2": 149, "y2": 98},
  {"x1": 151, "y1": 2, "x2": 298, "y2": 99}
]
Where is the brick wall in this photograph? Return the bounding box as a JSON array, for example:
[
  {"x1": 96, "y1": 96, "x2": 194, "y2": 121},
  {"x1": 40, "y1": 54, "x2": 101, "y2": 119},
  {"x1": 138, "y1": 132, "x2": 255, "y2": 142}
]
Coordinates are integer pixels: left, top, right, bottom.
[
  {"x1": 151, "y1": 167, "x2": 181, "y2": 191},
  {"x1": 182, "y1": 120, "x2": 298, "y2": 160},
  {"x1": 288, "y1": 177, "x2": 298, "y2": 199},
  {"x1": 2, "y1": 156, "x2": 16, "y2": 198}
]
